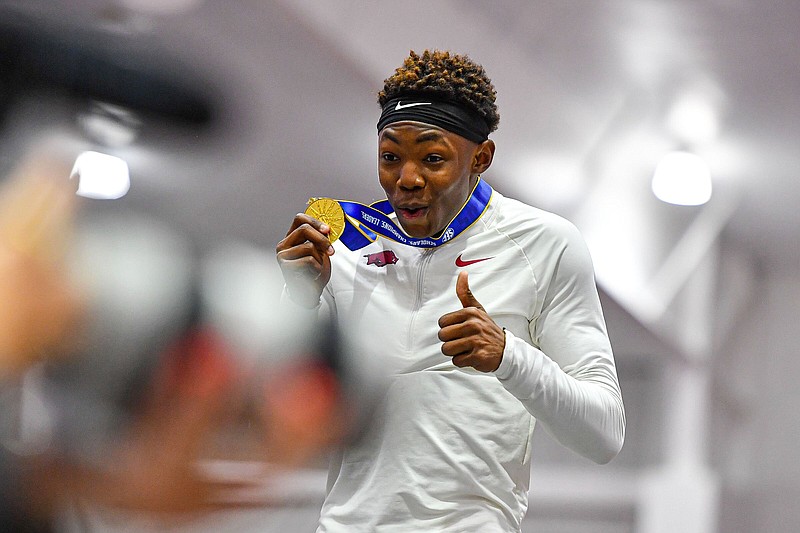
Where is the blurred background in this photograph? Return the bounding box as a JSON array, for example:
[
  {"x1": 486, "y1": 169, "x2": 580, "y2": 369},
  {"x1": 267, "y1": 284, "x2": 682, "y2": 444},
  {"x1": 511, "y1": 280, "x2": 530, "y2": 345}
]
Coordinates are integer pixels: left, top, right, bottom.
[{"x1": 0, "y1": 1, "x2": 798, "y2": 532}]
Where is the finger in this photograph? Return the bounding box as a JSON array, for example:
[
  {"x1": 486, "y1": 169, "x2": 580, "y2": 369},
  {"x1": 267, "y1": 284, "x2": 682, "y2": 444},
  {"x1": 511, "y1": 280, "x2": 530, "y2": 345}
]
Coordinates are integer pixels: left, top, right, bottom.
[
  {"x1": 283, "y1": 214, "x2": 334, "y2": 256},
  {"x1": 437, "y1": 318, "x2": 480, "y2": 342},
  {"x1": 277, "y1": 224, "x2": 333, "y2": 258},
  {"x1": 277, "y1": 240, "x2": 327, "y2": 266},
  {"x1": 438, "y1": 304, "x2": 487, "y2": 329},
  {"x1": 450, "y1": 354, "x2": 474, "y2": 368},
  {"x1": 286, "y1": 213, "x2": 331, "y2": 237},
  {"x1": 437, "y1": 309, "x2": 468, "y2": 329},
  {"x1": 456, "y1": 271, "x2": 483, "y2": 310},
  {"x1": 279, "y1": 219, "x2": 331, "y2": 249},
  {"x1": 441, "y1": 338, "x2": 472, "y2": 358}
]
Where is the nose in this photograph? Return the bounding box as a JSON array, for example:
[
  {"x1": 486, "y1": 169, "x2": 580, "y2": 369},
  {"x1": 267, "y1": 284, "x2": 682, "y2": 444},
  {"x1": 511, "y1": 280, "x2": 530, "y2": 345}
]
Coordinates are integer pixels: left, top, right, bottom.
[{"x1": 398, "y1": 162, "x2": 424, "y2": 190}]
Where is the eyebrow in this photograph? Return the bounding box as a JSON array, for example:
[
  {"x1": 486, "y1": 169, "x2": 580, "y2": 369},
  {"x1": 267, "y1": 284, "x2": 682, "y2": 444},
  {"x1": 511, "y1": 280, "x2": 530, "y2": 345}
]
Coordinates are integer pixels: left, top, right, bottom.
[{"x1": 382, "y1": 132, "x2": 401, "y2": 145}]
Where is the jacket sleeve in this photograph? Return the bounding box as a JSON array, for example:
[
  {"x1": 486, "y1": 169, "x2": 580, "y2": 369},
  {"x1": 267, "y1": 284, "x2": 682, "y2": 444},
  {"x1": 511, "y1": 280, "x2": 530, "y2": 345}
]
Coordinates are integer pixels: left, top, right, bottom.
[{"x1": 493, "y1": 221, "x2": 625, "y2": 464}]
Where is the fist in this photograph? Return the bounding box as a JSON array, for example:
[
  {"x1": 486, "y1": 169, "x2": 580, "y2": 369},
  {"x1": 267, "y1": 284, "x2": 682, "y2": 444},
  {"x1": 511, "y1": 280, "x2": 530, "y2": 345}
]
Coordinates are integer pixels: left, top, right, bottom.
[{"x1": 437, "y1": 271, "x2": 505, "y2": 372}]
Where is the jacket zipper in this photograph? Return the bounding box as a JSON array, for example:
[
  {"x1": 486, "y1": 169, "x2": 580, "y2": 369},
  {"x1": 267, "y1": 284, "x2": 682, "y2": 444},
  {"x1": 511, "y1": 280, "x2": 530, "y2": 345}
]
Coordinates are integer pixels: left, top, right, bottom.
[{"x1": 406, "y1": 248, "x2": 435, "y2": 352}]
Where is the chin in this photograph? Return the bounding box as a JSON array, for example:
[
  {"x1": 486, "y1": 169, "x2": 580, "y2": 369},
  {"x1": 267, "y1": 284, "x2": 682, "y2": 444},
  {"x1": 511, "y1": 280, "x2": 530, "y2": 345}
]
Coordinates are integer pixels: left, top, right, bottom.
[{"x1": 398, "y1": 222, "x2": 434, "y2": 239}]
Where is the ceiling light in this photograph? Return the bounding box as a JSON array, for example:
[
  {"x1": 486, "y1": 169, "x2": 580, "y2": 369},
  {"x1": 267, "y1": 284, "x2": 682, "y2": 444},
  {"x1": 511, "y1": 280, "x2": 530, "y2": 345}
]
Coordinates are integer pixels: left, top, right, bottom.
[
  {"x1": 71, "y1": 151, "x2": 130, "y2": 200},
  {"x1": 652, "y1": 150, "x2": 712, "y2": 206}
]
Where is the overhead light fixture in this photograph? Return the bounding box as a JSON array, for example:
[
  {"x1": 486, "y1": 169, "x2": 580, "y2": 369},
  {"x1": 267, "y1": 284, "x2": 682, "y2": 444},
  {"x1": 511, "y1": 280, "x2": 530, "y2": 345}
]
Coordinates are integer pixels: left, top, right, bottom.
[
  {"x1": 651, "y1": 150, "x2": 712, "y2": 206},
  {"x1": 71, "y1": 151, "x2": 130, "y2": 200}
]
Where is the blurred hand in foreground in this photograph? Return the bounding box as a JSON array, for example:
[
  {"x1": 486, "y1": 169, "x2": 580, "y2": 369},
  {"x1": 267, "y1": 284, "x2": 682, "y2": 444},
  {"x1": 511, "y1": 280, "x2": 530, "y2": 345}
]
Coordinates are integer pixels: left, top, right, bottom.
[{"x1": 0, "y1": 153, "x2": 83, "y2": 376}]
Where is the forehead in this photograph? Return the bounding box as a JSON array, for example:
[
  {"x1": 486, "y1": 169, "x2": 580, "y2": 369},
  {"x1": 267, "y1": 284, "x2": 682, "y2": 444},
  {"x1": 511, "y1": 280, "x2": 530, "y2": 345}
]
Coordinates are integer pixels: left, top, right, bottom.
[{"x1": 379, "y1": 121, "x2": 460, "y2": 144}]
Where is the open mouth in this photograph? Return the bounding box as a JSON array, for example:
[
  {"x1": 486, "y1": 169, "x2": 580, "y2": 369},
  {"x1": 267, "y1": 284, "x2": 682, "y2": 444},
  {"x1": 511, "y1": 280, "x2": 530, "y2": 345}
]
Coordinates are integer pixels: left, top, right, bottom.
[{"x1": 397, "y1": 206, "x2": 427, "y2": 219}]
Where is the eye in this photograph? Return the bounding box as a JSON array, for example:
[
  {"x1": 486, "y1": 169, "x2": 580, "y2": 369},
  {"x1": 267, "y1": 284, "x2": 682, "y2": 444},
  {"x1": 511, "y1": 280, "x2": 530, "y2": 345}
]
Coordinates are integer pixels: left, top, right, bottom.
[
  {"x1": 424, "y1": 154, "x2": 444, "y2": 163},
  {"x1": 381, "y1": 152, "x2": 399, "y2": 162}
]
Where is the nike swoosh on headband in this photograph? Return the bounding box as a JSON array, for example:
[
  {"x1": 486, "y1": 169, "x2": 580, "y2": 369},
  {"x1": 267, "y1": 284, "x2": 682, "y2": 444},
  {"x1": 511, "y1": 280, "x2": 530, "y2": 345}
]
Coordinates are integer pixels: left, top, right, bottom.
[
  {"x1": 455, "y1": 253, "x2": 493, "y2": 267},
  {"x1": 394, "y1": 101, "x2": 432, "y2": 110}
]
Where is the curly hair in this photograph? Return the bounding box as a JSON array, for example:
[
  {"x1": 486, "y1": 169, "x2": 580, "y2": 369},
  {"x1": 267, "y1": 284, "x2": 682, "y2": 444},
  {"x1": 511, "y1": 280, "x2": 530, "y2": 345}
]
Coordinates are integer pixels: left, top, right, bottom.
[{"x1": 377, "y1": 50, "x2": 499, "y2": 133}]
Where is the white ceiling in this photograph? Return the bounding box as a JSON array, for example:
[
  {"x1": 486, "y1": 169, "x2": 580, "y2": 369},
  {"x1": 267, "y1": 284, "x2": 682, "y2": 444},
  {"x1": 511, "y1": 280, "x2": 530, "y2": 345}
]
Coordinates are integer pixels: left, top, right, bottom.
[{"x1": 1, "y1": 0, "x2": 798, "y2": 281}]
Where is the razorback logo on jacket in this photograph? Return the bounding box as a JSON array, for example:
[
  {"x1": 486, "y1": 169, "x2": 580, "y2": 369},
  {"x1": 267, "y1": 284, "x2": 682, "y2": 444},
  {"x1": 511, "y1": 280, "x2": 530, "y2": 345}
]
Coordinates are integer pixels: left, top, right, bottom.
[{"x1": 364, "y1": 250, "x2": 399, "y2": 267}]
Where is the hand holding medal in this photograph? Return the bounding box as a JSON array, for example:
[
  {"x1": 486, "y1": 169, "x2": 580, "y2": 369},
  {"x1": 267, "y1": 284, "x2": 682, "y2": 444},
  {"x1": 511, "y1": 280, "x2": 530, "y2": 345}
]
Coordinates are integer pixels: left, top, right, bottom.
[{"x1": 275, "y1": 198, "x2": 342, "y2": 308}]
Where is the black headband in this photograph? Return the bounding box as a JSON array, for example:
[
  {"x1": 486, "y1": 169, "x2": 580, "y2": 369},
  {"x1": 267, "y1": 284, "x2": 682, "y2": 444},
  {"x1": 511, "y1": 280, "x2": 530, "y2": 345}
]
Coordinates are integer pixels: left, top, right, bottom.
[{"x1": 377, "y1": 97, "x2": 490, "y2": 144}]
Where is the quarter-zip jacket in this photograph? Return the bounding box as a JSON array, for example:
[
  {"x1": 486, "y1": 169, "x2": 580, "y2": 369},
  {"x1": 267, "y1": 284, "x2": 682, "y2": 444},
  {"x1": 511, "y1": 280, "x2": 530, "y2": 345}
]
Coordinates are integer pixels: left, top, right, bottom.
[{"x1": 295, "y1": 188, "x2": 625, "y2": 532}]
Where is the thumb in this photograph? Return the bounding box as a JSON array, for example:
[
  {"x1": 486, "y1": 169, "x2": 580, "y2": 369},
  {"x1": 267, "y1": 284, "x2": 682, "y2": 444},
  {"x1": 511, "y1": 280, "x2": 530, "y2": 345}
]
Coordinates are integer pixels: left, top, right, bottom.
[{"x1": 456, "y1": 271, "x2": 483, "y2": 310}]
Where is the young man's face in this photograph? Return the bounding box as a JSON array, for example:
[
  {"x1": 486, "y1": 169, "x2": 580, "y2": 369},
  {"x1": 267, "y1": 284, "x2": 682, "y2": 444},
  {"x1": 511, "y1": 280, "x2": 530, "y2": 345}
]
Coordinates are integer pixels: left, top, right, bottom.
[{"x1": 377, "y1": 122, "x2": 484, "y2": 238}]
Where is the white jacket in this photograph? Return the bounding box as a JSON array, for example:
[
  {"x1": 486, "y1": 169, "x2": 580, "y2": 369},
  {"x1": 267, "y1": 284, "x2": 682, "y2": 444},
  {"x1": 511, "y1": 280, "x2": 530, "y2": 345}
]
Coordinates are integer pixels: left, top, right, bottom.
[{"x1": 301, "y1": 188, "x2": 625, "y2": 532}]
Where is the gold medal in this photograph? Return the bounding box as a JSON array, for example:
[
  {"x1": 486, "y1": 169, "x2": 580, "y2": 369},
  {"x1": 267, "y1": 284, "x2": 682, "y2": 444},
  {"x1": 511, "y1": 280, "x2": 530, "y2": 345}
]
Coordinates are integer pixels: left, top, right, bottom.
[{"x1": 305, "y1": 197, "x2": 345, "y2": 243}]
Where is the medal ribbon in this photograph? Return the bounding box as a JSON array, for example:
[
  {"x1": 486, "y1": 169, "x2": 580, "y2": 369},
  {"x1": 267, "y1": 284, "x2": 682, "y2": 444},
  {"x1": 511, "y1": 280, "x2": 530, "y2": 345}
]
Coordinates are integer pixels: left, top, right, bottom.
[{"x1": 336, "y1": 178, "x2": 493, "y2": 251}]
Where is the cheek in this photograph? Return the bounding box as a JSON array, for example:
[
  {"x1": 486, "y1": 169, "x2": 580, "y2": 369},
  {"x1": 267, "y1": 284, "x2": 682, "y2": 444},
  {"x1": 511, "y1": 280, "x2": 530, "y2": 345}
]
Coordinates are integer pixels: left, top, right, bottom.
[
  {"x1": 436, "y1": 175, "x2": 472, "y2": 215},
  {"x1": 439, "y1": 170, "x2": 471, "y2": 197},
  {"x1": 378, "y1": 171, "x2": 393, "y2": 195},
  {"x1": 379, "y1": 163, "x2": 403, "y2": 189}
]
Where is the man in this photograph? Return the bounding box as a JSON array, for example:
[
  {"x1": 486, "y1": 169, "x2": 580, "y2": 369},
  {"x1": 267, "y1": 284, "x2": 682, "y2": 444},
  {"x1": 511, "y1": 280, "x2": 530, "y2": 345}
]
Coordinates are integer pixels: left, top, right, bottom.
[{"x1": 276, "y1": 50, "x2": 625, "y2": 532}]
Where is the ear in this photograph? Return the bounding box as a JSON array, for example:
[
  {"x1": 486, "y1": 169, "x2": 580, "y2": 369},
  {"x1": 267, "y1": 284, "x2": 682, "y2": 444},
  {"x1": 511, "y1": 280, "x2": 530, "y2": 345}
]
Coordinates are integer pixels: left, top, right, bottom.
[{"x1": 472, "y1": 140, "x2": 496, "y2": 174}]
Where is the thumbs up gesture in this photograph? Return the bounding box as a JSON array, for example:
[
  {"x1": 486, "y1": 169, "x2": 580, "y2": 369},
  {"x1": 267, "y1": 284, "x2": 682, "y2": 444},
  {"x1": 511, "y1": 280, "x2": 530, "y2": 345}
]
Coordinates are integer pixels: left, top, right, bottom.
[{"x1": 437, "y1": 271, "x2": 506, "y2": 372}]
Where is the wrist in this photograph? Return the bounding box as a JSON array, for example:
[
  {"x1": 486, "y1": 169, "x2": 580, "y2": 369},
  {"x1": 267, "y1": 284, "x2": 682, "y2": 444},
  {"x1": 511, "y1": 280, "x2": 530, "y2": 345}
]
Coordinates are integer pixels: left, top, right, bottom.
[{"x1": 493, "y1": 329, "x2": 514, "y2": 379}]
